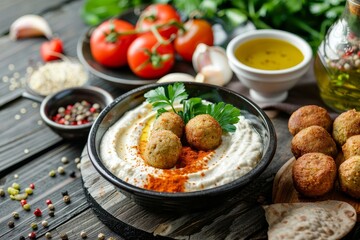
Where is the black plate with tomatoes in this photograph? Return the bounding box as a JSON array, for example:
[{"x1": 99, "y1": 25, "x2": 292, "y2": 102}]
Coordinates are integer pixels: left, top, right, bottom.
[{"x1": 77, "y1": 4, "x2": 236, "y2": 89}]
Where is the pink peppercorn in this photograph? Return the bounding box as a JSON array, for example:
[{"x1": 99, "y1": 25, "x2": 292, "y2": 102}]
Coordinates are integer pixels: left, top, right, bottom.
[
  {"x1": 28, "y1": 232, "x2": 36, "y2": 239},
  {"x1": 29, "y1": 183, "x2": 35, "y2": 189},
  {"x1": 46, "y1": 199, "x2": 52, "y2": 205},
  {"x1": 20, "y1": 199, "x2": 27, "y2": 206},
  {"x1": 34, "y1": 208, "x2": 42, "y2": 217}
]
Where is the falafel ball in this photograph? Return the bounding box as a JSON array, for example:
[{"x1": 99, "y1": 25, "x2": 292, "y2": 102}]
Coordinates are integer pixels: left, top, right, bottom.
[
  {"x1": 339, "y1": 156, "x2": 360, "y2": 199},
  {"x1": 153, "y1": 112, "x2": 185, "y2": 138},
  {"x1": 332, "y1": 109, "x2": 360, "y2": 146},
  {"x1": 288, "y1": 105, "x2": 332, "y2": 136},
  {"x1": 292, "y1": 152, "x2": 337, "y2": 197},
  {"x1": 291, "y1": 125, "x2": 338, "y2": 159},
  {"x1": 342, "y1": 135, "x2": 360, "y2": 160},
  {"x1": 145, "y1": 130, "x2": 182, "y2": 169},
  {"x1": 185, "y1": 114, "x2": 222, "y2": 150}
]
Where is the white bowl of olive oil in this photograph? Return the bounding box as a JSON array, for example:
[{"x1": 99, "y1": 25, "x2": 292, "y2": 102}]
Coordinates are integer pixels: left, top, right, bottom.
[{"x1": 226, "y1": 29, "x2": 312, "y2": 103}]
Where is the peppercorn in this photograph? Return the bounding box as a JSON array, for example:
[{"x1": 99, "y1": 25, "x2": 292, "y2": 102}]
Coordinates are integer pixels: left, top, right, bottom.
[
  {"x1": 60, "y1": 232, "x2": 68, "y2": 240},
  {"x1": 49, "y1": 170, "x2": 56, "y2": 177},
  {"x1": 19, "y1": 236, "x2": 25, "y2": 240},
  {"x1": 12, "y1": 182, "x2": 20, "y2": 190},
  {"x1": 80, "y1": 231, "x2": 88, "y2": 239},
  {"x1": 46, "y1": 199, "x2": 52, "y2": 205},
  {"x1": 98, "y1": 233, "x2": 105, "y2": 240},
  {"x1": 63, "y1": 195, "x2": 71, "y2": 204},
  {"x1": 30, "y1": 222, "x2": 38, "y2": 230},
  {"x1": 48, "y1": 210, "x2": 55, "y2": 217},
  {"x1": 12, "y1": 211, "x2": 19, "y2": 219},
  {"x1": 33, "y1": 208, "x2": 42, "y2": 217},
  {"x1": 25, "y1": 187, "x2": 33, "y2": 195},
  {"x1": 45, "y1": 232, "x2": 52, "y2": 239},
  {"x1": 74, "y1": 157, "x2": 80, "y2": 164},
  {"x1": 107, "y1": 237, "x2": 115, "y2": 240},
  {"x1": 7, "y1": 187, "x2": 19, "y2": 195},
  {"x1": 69, "y1": 171, "x2": 76, "y2": 178},
  {"x1": 61, "y1": 156, "x2": 69, "y2": 164},
  {"x1": 58, "y1": 166, "x2": 65, "y2": 175},
  {"x1": 28, "y1": 232, "x2": 36, "y2": 239},
  {"x1": 48, "y1": 203, "x2": 55, "y2": 210},
  {"x1": 14, "y1": 174, "x2": 19, "y2": 179},
  {"x1": 20, "y1": 199, "x2": 27, "y2": 206},
  {"x1": 61, "y1": 191, "x2": 68, "y2": 196},
  {"x1": 42, "y1": 220, "x2": 49, "y2": 228},
  {"x1": 8, "y1": 220, "x2": 15, "y2": 228},
  {"x1": 0, "y1": 188, "x2": 5, "y2": 197},
  {"x1": 29, "y1": 183, "x2": 35, "y2": 189},
  {"x1": 23, "y1": 203, "x2": 31, "y2": 211}
]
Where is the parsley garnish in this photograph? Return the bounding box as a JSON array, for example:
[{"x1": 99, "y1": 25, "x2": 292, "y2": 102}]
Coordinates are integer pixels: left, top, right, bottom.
[{"x1": 144, "y1": 83, "x2": 241, "y2": 132}]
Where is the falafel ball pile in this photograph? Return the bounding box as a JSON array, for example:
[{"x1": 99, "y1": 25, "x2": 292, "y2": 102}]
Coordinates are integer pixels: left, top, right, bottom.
[
  {"x1": 144, "y1": 112, "x2": 224, "y2": 169},
  {"x1": 185, "y1": 114, "x2": 222, "y2": 151},
  {"x1": 287, "y1": 106, "x2": 360, "y2": 199}
]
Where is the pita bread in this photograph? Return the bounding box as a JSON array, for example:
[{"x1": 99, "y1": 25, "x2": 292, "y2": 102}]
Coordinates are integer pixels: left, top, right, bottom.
[{"x1": 263, "y1": 200, "x2": 356, "y2": 240}]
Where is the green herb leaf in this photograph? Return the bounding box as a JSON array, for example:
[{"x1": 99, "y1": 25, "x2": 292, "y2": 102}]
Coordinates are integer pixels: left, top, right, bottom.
[
  {"x1": 178, "y1": 98, "x2": 207, "y2": 123},
  {"x1": 205, "y1": 102, "x2": 241, "y2": 132},
  {"x1": 144, "y1": 82, "x2": 188, "y2": 114}
]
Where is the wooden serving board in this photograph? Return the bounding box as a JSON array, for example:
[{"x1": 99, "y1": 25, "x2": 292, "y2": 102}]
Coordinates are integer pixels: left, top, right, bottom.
[{"x1": 273, "y1": 157, "x2": 360, "y2": 221}]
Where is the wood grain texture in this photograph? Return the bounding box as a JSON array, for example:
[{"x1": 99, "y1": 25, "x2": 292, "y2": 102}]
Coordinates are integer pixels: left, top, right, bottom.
[{"x1": 273, "y1": 157, "x2": 360, "y2": 221}]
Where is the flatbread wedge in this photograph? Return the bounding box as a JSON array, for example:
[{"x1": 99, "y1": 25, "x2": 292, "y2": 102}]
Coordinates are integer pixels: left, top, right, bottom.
[{"x1": 263, "y1": 200, "x2": 356, "y2": 240}]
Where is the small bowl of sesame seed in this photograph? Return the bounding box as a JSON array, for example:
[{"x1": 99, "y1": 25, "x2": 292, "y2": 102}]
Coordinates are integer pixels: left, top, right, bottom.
[{"x1": 40, "y1": 86, "x2": 114, "y2": 139}]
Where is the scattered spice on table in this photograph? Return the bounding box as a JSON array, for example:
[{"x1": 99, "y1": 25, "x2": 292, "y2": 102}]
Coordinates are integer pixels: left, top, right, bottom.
[
  {"x1": 48, "y1": 210, "x2": 55, "y2": 217},
  {"x1": 61, "y1": 156, "x2": 69, "y2": 164},
  {"x1": 60, "y1": 232, "x2": 68, "y2": 240},
  {"x1": 61, "y1": 191, "x2": 68, "y2": 196},
  {"x1": 25, "y1": 187, "x2": 33, "y2": 195},
  {"x1": 58, "y1": 166, "x2": 65, "y2": 175},
  {"x1": 0, "y1": 188, "x2": 5, "y2": 197},
  {"x1": 30, "y1": 222, "x2": 38, "y2": 230},
  {"x1": 45, "y1": 232, "x2": 52, "y2": 239},
  {"x1": 33, "y1": 208, "x2": 42, "y2": 217},
  {"x1": 69, "y1": 171, "x2": 76, "y2": 178},
  {"x1": 48, "y1": 203, "x2": 55, "y2": 210},
  {"x1": 8, "y1": 220, "x2": 15, "y2": 228},
  {"x1": 20, "y1": 199, "x2": 27, "y2": 206},
  {"x1": 74, "y1": 157, "x2": 80, "y2": 164},
  {"x1": 42, "y1": 220, "x2": 49, "y2": 228},
  {"x1": 12, "y1": 182, "x2": 20, "y2": 190},
  {"x1": 49, "y1": 170, "x2": 56, "y2": 177},
  {"x1": 29, "y1": 183, "x2": 35, "y2": 189},
  {"x1": 23, "y1": 203, "x2": 31, "y2": 211},
  {"x1": 12, "y1": 211, "x2": 19, "y2": 219},
  {"x1": 51, "y1": 100, "x2": 101, "y2": 126},
  {"x1": 80, "y1": 231, "x2": 87, "y2": 239},
  {"x1": 46, "y1": 199, "x2": 52, "y2": 205},
  {"x1": 98, "y1": 233, "x2": 105, "y2": 240},
  {"x1": 19, "y1": 236, "x2": 25, "y2": 240},
  {"x1": 28, "y1": 232, "x2": 36, "y2": 239},
  {"x1": 13, "y1": 174, "x2": 19, "y2": 179},
  {"x1": 8, "y1": 186, "x2": 19, "y2": 195},
  {"x1": 63, "y1": 195, "x2": 71, "y2": 204}
]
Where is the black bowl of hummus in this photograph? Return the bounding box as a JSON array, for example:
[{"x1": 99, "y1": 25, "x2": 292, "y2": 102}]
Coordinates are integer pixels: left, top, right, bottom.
[{"x1": 87, "y1": 82, "x2": 276, "y2": 212}]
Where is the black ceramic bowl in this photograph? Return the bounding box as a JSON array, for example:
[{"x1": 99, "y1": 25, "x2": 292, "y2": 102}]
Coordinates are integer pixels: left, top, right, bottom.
[
  {"x1": 40, "y1": 86, "x2": 114, "y2": 139},
  {"x1": 87, "y1": 82, "x2": 276, "y2": 212}
]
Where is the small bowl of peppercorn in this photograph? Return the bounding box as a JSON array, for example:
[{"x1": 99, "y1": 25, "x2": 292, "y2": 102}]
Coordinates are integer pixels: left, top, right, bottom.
[{"x1": 40, "y1": 86, "x2": 114, "y2": 139}]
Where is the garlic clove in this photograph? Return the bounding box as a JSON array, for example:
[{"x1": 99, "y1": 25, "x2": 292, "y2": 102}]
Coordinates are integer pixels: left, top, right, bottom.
[
  {"x1": 192, "y1": 43, "x2": 233, "y2": 86},
  {"x1": 157, "y1": 73, "x2": 195, "y2": 83},
  {"x1": 10, "y1": 15, "x2": 52, "y2": 40}
]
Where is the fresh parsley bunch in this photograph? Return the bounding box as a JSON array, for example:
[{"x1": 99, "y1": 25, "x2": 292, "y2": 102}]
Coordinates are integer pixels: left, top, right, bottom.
[{"x1": 144, "y1": 83, "x2": 241, "y2": 132}]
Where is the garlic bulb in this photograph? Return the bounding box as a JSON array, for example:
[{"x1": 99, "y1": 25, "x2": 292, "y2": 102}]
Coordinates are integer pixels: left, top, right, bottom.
[
  {"x1": 192, "y1": 43, "x2": 233, "y2": 86},
  {"x1": 10, "y1": 15, "x2": 52, "y2": 40},
  {"x1": 157, "y1": 73, "x2": 195, "y2": 83}
]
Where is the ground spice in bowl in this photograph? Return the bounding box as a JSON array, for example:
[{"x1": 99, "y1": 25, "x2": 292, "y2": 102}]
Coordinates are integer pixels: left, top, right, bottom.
[{"x1": 27, "y1": 60, "x2": 88, "y2": 96}]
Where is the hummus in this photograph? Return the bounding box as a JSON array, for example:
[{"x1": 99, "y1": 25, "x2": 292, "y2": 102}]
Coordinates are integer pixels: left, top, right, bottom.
[{"x1": 100, "y1": 101, "x2": 263, "y2": 192}]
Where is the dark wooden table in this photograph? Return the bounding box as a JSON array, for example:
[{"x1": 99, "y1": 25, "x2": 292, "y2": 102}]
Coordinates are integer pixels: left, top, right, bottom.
[{"x1": 0, "y1": 1, "x2": 359, "y2": 239}]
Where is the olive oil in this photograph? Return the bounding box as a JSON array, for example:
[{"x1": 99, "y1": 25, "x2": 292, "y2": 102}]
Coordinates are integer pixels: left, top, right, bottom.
[
  {"x1": 234, "y1": 38, "x2": 304, "y2": 70},
  {"x1": 314, "y1": 53, "x2": 360, "y2": 112}
]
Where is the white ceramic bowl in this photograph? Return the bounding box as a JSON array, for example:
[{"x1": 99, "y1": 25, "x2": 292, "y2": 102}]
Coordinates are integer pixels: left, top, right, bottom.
[{"x1": 226, "y1": 29, "x2": 312, "y2": 103}]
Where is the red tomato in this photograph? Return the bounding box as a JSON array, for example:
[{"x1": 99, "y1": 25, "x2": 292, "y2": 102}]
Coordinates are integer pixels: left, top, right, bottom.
[
  {"x1": 174, "y1": 19, "x2": 214, "y2": 62},
  {"x1": 90, "y1": 19, "x2": 137, "y2": 68},
  {"x1": 127, "y1": 33, "x2": 175, "y2": 79},
  {"x1": 136, "y1": 4, "x2": 181, "y2": 39},
  {"x1": 40, "y1": 38, "x2": 63, "y2": 62}
]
